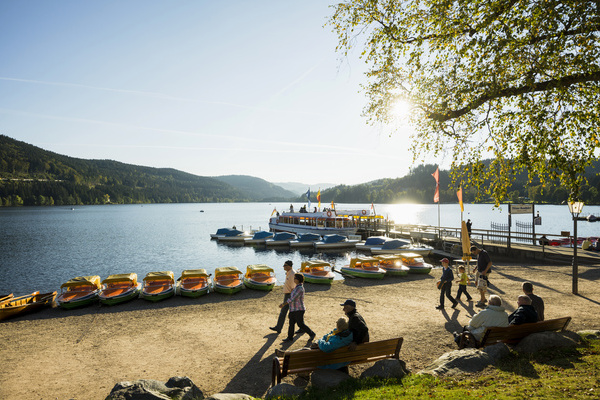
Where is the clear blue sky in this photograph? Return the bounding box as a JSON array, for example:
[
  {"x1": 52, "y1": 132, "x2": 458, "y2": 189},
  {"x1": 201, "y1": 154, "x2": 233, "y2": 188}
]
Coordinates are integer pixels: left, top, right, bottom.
[{"x1": 0, "y1": 0, "x2": 418, "y2": 185}]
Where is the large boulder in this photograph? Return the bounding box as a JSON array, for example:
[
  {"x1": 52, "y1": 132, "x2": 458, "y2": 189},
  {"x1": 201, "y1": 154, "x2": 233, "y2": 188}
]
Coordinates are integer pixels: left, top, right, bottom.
[
  {"x1": 360, "y1": 359, "x2": 409, "y2": 380},
  {"x1": 309, "y1": 369, "x2": 353, "y2": 389},
  {"x1": 482, "y1": 343, "x2": 511, "y2": 362},
  {"x1": 105, "y1": 376, "x2": 203, "y2": 400},
  {"x1": 514, "y1": 331, "x2": 580, "y2": 354},
  {"x1": 264, "y1": 383, "x2": 305, "y2": 399},
  {"x1": 419, "y1": 348, "x2": 493, "y2": 376}
]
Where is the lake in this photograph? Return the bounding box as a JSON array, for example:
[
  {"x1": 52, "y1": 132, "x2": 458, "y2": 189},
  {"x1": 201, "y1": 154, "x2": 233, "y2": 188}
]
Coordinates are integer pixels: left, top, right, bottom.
[{"x1": 2, "y1": 202, "x2": 599, "y2": 294}]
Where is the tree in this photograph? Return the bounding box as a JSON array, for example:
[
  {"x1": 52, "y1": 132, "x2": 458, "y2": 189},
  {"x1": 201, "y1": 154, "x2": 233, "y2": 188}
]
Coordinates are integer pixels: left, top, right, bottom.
[{"x1": 329, "y1": 0, "x2": 600, "y2": 203}]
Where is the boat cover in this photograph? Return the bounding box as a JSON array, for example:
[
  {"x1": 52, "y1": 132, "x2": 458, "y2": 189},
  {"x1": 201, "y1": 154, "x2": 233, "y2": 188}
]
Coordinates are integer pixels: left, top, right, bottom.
[
  {"x1": 301, "y1": 260, "x2": 330, "y2": 269},
  {"x1": 350, "y1": 257, "x2": 380, "y2": 268},
  {"x1": 215, "y1": 228, "x2": 233, "y2": 235},
  {"x1": 102, "y1": 273, "x2": 138, "y2": 285},
  {"x1": 224, "y1": 229, "x2": 244, "y2": 237},
  {"x1": 401, "y1": 253, "x2": 424, "y2": 263},
  {"x1": 273, "y1": 232, "x2": 296, "y2": 241},
  {"x1": 252, "y1": 231, "x2": 274, "y2": 239},
  {"x1": 215, "y1": 266, "x2": 242, "y2": 276},
  {"x1": 381, "y1": 239, "x2": 411, "y2": 249},
  {"x1": 298, "y1": 233, "x2": 321, "y2": 242},
  {"x1": 143, "y1": 271, "x2": 175, "y2": 282},
  {"x1": 323, "y1": 234, "x2": 347, "y2": 243},
  {"x1": 179, "y1": 269, "x2": 209, "y2": 279},
  {"x1": 364, "y1": 236, "x2": 388, "y2": 245},
  {"x1": 61, "y1": 276, "x2": 101, "y2": 289},
  {"x1": 246, "y1": 264, "x2": 274, "y2": 275}
]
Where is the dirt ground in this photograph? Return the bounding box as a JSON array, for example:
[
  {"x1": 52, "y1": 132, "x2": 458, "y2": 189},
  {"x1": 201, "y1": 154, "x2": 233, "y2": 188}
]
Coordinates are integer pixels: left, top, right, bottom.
[{"x1": 1, "y1": 260, "x2": 599, "y2": 400}]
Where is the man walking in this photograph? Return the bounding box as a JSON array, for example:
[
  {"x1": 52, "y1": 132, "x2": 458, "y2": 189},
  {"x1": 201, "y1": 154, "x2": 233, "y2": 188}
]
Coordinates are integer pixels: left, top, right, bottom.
[
  {"x1": 471, "y1": 245, "x2": 492, "y2": 307},
  {"x1": 270, "y1": 260, "x2": 296, "y2": 334}
]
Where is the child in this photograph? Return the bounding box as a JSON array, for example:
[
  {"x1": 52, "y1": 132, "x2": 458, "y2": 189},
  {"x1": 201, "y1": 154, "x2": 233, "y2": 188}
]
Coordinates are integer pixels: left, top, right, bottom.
[
  {"x1": 455, "y1": 265, "x2": 473, "y2": 302},
  {"x1": 437, "y1": 258, "x2": 458, "y2": 310}
]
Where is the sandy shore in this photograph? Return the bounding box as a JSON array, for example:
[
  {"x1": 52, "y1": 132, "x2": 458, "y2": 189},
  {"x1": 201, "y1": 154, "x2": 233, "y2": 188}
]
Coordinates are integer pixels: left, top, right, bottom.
[{"x1": 0, "y1": 260, "x2": 598, "y2": 400}]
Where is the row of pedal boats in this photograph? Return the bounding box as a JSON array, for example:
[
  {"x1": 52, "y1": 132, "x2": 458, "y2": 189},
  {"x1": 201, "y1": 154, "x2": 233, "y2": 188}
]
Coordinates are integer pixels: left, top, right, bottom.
[
  {"x1": 212, "y1": 230, "x2": 433, "y2": 256},
  {"x1": 0, "y1": 254, "x2": 432, "y2": 320}
]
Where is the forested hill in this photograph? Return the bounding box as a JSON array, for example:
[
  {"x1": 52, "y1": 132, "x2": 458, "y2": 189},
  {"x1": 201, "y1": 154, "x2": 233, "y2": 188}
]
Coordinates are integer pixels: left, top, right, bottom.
[
  {"x1": 0, "y1": 135, "x2": 292, "y2": 206},
  {"x1": 214, "y1": 175, "x2": 296, "y2": 201}
]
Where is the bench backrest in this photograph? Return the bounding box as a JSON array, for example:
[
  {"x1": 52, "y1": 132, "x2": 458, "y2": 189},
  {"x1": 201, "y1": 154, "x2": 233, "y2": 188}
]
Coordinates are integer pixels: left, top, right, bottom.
[
  {"x1": 282, "y1": 337, "x2": 403, "y2": 373},
  {"x1": 481, "y1": 316, "x2": 571, "y2": 346}
]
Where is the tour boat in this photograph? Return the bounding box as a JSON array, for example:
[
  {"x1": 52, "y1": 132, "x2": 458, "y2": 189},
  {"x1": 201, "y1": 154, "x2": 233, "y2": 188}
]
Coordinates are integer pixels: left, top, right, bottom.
[
  {"x1": 339, "y1": 257, "x2": 387, "y2": 279},
  {"x1": 265, "y1": 232, "x2": 297, "y2": 247},
  {"x1": 244, "y1": 231, "x2": 274, "y2": 245},
  {"x1": 300, "y1": 260, "x2": 335, "y2": 284},
  {"x1": 314, "y1": 234, "x2": 359, "y2": 250},
  {"x1": 269, "y1": 210, "x2": 358, "y2": 236},
  {"x1": 140, "y1": 271, "x2": 175, "y2": 302},
  {"x1": 99, "y1": 273, "x2": 141, "y2": 305},
  {"x1": 0, "y1": 291, "x2": 56, "y2": 321},
  {"x1": 243, "y1": 264, "x2": 277, "y2": 291},
  {"x1": 176, "y1": 269, "x2": 211, "y2": 297},
  {"x1": 57, "y1": 276, "x2": 102, "y2": 309},
  {"x1": 375, "y1": 255, "x2": 410, "y2": 276},
  {"x1": 213, "y1": 267, "x2": 244, "y2": 294},
  {"x1": 400, "y1": 253, "x2": 433, "y2": 274}
]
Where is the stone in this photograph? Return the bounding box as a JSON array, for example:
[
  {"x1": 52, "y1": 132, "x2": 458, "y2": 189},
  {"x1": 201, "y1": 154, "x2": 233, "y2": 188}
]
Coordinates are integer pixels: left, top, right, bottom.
[
  {"x1": 515, "y1": 331, "x2": 580, "y2": 354},
  {"x1": 482, "y1": 343, "x2": 511, "y2": 362},
  {"x1": 264, "y1": 383, "x2": 305, "y2": 399},
  {"x1": 105, "y1": 376, "x2": 203, "y2": 400},
  {"x1": 418, "y1": 348, "x2": 492, "y2": 376},
  {"x1": 309, "y1": 369, "x2": 353, "y2": 389},
  {"x1": 360, "y1": 359, "x2": 409, "y2": 379}
]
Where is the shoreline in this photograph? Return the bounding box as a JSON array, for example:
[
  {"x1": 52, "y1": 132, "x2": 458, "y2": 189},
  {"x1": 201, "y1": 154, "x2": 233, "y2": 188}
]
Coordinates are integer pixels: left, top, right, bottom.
[{"x1": 0, "y1": 261, "x2": 598, "y2": 399}]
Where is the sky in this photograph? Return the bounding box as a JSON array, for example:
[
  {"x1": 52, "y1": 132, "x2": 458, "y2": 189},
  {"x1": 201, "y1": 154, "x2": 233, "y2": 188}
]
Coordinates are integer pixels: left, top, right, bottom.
[{"x1": 0, "y1": 0, "x2": 421, "y2": 186}]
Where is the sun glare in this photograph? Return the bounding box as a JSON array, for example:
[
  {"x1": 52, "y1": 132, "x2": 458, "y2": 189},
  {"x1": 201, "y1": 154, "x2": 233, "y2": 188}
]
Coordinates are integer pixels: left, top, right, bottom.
[{"x1": 391, "y1": 99, "x2": 412, "y2": 121}]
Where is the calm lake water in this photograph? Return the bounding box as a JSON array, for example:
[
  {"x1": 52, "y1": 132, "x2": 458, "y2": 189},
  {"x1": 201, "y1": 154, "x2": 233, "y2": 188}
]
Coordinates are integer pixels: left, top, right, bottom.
[{"x1": 1, "y1": 202, "x2": 599, "y2": 294}]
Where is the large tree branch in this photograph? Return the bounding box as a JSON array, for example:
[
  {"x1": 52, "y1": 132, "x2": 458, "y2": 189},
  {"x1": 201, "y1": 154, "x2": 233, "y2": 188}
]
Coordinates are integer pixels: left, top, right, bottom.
[{"x1": 427, "y1": 70, "x2": 600, "y2": 122}]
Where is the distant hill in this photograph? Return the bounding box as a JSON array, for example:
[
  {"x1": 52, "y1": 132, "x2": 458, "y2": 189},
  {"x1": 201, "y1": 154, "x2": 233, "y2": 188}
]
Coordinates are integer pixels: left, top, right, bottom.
[
  {"x1": 274, "y1": 182, "x2": 337, "y2": 195},
  {"x1": 214, "y1": 175, "x2": 297, "y2": 201}
]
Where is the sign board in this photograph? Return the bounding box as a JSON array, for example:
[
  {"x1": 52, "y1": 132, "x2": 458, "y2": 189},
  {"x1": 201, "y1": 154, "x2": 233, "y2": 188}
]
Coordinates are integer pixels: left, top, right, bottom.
[
  {"x1": 561, "y1": 231, "x2": 570, "y2": 237},
  {"x1": 510, "y1": 204, "x2": 533, "y2": 214}
]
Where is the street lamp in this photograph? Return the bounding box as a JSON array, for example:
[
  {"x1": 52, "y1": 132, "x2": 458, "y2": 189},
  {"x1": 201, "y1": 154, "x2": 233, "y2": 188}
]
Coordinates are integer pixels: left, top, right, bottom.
[{"x1": 568, "y1": 201, "x2": 584, "y2": 295}]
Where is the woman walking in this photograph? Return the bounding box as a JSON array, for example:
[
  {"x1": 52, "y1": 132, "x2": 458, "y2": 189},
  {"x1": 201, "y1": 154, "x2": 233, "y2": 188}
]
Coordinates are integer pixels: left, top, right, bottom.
[{"x1": 281, "y1": 273, "x2": 316, "y2": 343}]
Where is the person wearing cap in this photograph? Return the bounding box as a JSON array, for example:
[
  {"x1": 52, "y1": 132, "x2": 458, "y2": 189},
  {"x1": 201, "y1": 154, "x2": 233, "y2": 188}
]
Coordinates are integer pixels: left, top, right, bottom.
[
  {"x1": 270, "y1": 260, "x2": 296, "y2": 334},
  {"x1": 437, "y1": 258, "x2": 458, "y2": 310},
  {"x1": 341, "y1": 299, "x2": 369, "y2": 350},
  {"x1": 455, "y1": 264, "x2": 473, "y2": 302}
]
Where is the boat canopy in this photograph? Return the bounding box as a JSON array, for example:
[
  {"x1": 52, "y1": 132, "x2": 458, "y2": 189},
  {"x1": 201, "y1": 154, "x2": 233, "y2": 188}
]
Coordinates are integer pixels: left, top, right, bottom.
[
  {"x1": 179, "y1": 269, "x2": 209, "y2": 279},
  {"x1": 143, "y1": 271, "x2": 175, "y2": 282},
  {"x1": 215, "y1": 228, "x2": 233, "y2": 235},
  {"x1": 252, "y1": 231, "x2": 274, "y2": 239},
  {"x1": 215, "y1": 266, "x2": 242, "y2": 276},
  {"x1": 364, "y1": 236, "x2": 388, "y2": 246},
  {"x1": 102, "y1": 273, "x2": 138, "y2": 285},
  {"x1": 224, "y1": 229, "x2": 244, "y2": 237},
  {"x1": 298, "y1": 233, "x2": 321, "y2": 242},
  {"x1": 401, "y1": 253, "x2": 424, "y2": 262},
  {"x1": 61, "y1": 275, "x2": 102, "y2": 289},
  {"x1": 301, "y1": 260, "x2": 330, "y2": 269},
  {"x1": 350, "y1": 257, "x2": 380, "y2": 268},
  {"x1": 272, "y1": 232, "x2": 296, "y2": 241},
  {"x1": 322, "y1": 234, "x2": 347, "y2": 243},
  {"x1": 381, "y1": 239, "x2": 411, "y2": 249},
  {"x1": 246, "y1": 264, "x2": 274, "y2": 275}
]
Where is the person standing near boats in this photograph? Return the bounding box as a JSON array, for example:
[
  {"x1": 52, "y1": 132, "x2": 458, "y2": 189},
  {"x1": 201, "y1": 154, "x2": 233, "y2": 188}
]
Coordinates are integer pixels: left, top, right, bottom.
[
  {"x1": 270, "y1": 260, "x2": 296, "y2": 334},
  {"x1": 471, "y1": 245, "x2": 492, "y2": 307},
  {"x1": 281, "y1": 273, "x2": 316, "y2": 343},
  {"x1": 436, "y1": 258, "x2": 458, "y2": 310}
]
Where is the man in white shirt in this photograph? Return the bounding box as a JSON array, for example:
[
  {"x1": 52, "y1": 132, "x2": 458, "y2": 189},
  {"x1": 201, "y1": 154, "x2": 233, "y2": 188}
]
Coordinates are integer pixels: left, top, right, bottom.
[{"x1": 270, "y1": 260, "x2": 296, "y2": 334}]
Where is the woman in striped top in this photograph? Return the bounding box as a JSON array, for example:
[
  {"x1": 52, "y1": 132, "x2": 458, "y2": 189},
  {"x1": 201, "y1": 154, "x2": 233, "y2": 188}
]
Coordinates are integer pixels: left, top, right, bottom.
[{"x1": 281, "y1": 273, "x2": 316, "y2": 343}]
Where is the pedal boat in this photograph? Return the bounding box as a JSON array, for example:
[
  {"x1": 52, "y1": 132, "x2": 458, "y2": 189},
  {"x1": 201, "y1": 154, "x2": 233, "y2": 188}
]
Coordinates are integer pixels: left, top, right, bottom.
[
  {"x1": 400, "y1": 253, "x2": 433, "y2": 274},
  {"x1": 339, "y1": 257, "x2": 386, "y2": 279},
  {"x1": 375, "y1": 255, "x2": 410, "y2": 276},
  {"x1": 57, "y1": 276, "x2": 101, "y2": 309},
  {"x1": 176, "y1": 269, "x2": 211, "y2": 298},
  {"x1": 0, "y1": 291, "x2": 56, "y2": 321},
  {"x1": 141, "y1": 271, "x2": 175, "y2": 302},
  {"x1": 300, "y1": 260, "x2": 334, "y2": 284},
  {"x1": 243, "y1": 264, "x2": 276, "y2": 291},
  {"x1": 99, "y1": 273, "x2": 141, "y2": 305},
  {"x1": 213, "y1": 267, "x2": 244, "y2": 294},
  {"x1": 0, "y1": 294, "x2": 14, "y2": 304}
]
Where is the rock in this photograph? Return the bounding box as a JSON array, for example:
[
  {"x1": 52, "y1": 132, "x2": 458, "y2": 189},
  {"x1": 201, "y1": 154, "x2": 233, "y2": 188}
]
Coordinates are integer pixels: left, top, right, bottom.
[
  {"x1": 577, "y1": 329, "x2": 600, "y2": 340},
  {"x1": 515, "y1": 331, "x2": 580, "y2": 354},
  {"x1": 264, "y1": 383, "x2": 305, "y2": 399},
  {"x1": 482, "y1": 343, "x2": 511, "y2": 362},
  {"x1": 105, "y1": 376, "x2": 203, "y2": 400},
  {"x1": 309, "y1": 369, "x2": 353, "y2": 388},
  {"x1": 360, "y1": 359, "x2": 409, "y2": 379},
  {"x1": 418, "y1": 348, "x2": 492, "y2": 376},
  {"x1": 205, "y1": 394, "x2": 253, "y2": 400}
]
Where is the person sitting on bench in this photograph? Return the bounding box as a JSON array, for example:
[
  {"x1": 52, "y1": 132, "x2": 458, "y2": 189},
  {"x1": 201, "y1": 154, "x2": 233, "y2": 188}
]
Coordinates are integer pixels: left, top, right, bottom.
[
  {"x1": 341, "y1": 299, "x2": 370, "y2": 350},
  {"x1": 454, "y1": 295, "x2": 508, "y2": 346},
  {"x1": 508, "y1": 295, "x2": 539, "y2": 325},
  {"x1": 315, "y1": 318, "x2": 354, "y2": 370}
]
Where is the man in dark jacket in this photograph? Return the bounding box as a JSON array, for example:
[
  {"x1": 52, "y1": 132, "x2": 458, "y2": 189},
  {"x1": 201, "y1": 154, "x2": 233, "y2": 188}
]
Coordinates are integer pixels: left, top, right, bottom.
[
  {"x1": 508, "y1": 295, "x2": 539, "y2": 325},
  {"x1": 522, "y1": 281, "x2": 544, "y2": 321},
  {"x1": 341, "y1": 299, "x2": 369, "y2": 350}
]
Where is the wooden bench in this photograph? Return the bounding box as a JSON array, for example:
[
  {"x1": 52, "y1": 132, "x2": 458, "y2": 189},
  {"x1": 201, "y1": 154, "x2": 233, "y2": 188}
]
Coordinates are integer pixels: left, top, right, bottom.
[
  {"x1": 271, "y1": 337, "x2": 403, "y2": 386},
  {"x1": 458, "y1": 316, "x2": 571, "y2": 349}
]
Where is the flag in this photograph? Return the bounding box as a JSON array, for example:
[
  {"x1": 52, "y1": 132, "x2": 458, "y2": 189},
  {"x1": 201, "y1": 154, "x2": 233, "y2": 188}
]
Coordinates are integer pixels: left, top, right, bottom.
[
  {"x1": 331, "y1": 201, "x2": 335, "y2": 210},
  {"x1": 432, "y1": 167, "x2": 440, "y2": 203},
  {"x1": 457, "y1": 186, "x2": 464, "y2": 212},
  {"x1": 370, "y1": 202, "x2": 375, "y2": 215},
  {"x1": 271, "y1": 207, "x2": 277, "y2": 216},
  {"x1": 317, "y1": 188, "x2": 321, "y2": 208}
]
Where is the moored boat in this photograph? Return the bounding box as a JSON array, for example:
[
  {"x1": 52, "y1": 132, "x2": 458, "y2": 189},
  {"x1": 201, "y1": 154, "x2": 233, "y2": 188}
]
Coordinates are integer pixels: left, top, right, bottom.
[
  {"x1": 339, "y1": 257, "x2": 387, "y2": 279},
  {"x1": 355, "y1": 236, "x2": 389, "y2": 251},
  {"x1": 244, "y1": 231, "x2": 274, "y2": 245},
  {"x1": 269, "y1": 210, "x2": 358, "y2": 236},
  {"x1": 99, "y1": 273, "x2": 141, "y2": 305},
  {"x1": 314, "y1": 234, "x2": 359, "y2": 250},
  {"x1": 243, "y1": 264, "x2": 277, "y2": 291},
  {"x1": 217, "y1": 229, "x2": 253, "y2": 243},
  {"x1": 0, "y1": 294, "x2": 14, "y2": 305},
  {"x1": 289, "y1": 233, "x2": 321, "y2": 248},
  {"x1": 213, "y1": 267, "x2": 244, "y2": 294},
  {"x1": 57, "y1": 276, "x2": 102, "y2": 309},
  {"x1": 176, "y1": 269, "x2": 211, "y2": 298},
  {"x1": 210, "y1": 227, "x2": 234, "y2": 240},
  {"x1": 141, "y1": 271, "x2": 175, "y2": 302},
  {"x1": 265, "y1": 232, "x2": 297, "y2": 247},
  {"x1": 300, "y1": 260, "x2": 334, "y2": 284},
  {"x1": 375, "y1": 255, "x2": 410, "y2": 276},
  {"x1": 370, "y1": 238, "x2": 433, "y2": 256},
  {"x1": 0, "y1": 291, "x2": 56, "y2": 321},
  {"x1": 400, "y1": 253, "x2": 433, "y2": 274}
]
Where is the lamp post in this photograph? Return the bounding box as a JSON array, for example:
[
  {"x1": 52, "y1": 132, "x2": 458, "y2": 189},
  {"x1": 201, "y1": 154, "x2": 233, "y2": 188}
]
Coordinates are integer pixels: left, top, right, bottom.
[{"x1": 568, "y1": 201, "x2": 584, "y2": 295}]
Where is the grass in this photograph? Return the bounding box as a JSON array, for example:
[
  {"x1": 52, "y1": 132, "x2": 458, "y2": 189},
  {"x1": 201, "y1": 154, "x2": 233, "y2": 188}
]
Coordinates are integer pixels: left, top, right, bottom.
[{"x1": 274, "y1": 334, "x2": 600, "y2": 400}]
